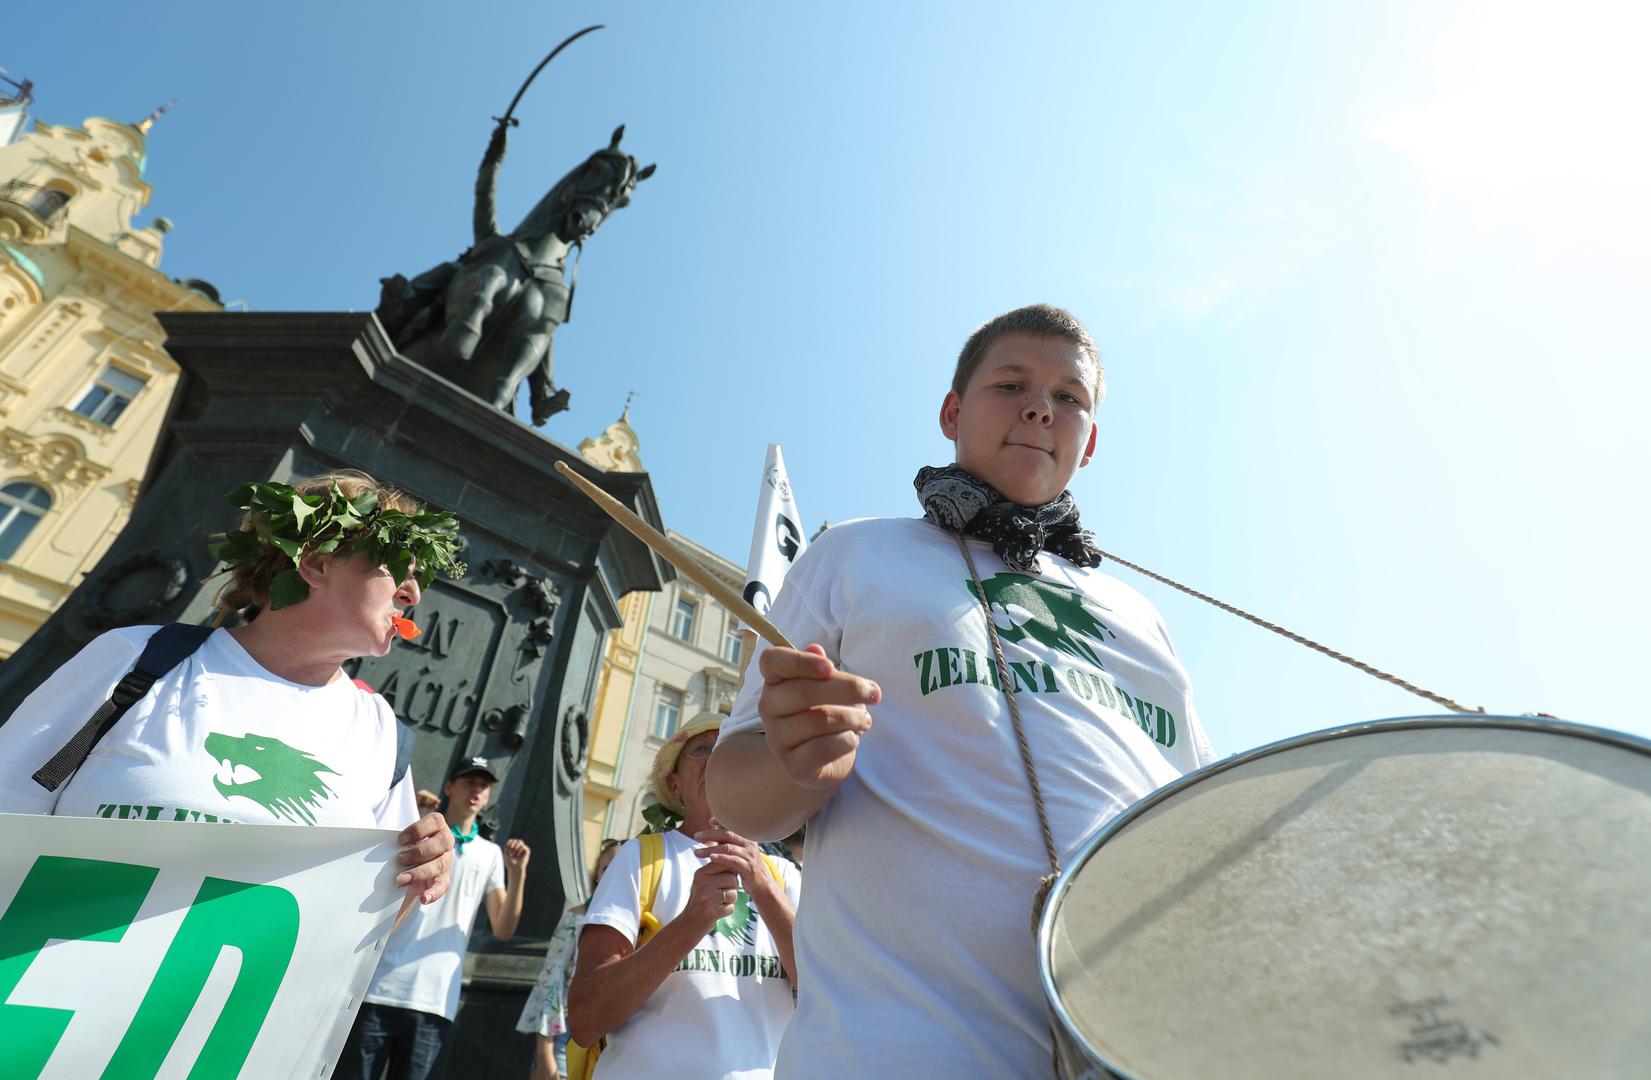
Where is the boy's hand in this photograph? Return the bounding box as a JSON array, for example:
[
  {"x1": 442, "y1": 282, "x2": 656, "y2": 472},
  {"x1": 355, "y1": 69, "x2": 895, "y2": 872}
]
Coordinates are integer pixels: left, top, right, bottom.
[{"x1": 758, "y1": 644, "x2": 879, "y2": 790}]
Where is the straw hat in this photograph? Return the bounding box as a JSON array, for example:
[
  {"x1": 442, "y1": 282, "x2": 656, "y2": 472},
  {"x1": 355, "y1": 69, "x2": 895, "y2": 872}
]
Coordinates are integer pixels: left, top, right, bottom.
[{"x1": 649, "y1": 712, "x2": 724, "y2": 812}]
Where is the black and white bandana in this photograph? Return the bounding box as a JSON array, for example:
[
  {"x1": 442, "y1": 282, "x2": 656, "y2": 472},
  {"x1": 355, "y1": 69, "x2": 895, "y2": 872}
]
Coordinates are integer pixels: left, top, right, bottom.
[{"x1": 914, "y1": 464, "x2": 1103, "y2": 573}]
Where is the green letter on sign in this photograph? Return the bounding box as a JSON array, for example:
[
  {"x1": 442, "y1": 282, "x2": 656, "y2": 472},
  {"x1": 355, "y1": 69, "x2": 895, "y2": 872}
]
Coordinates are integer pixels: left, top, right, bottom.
[
  {"x1": 0, "y1": 856, "x2": 160, "y2": 1079},
  {"x1": 103, "y1": 876, "x2": 300, "y2": 1079}
]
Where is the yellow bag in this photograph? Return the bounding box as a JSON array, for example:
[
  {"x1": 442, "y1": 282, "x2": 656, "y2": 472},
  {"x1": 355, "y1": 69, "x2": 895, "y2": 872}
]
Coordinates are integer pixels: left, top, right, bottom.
[{"x1": 565, "y1": 839, "x2": 786, "y2": 1079}]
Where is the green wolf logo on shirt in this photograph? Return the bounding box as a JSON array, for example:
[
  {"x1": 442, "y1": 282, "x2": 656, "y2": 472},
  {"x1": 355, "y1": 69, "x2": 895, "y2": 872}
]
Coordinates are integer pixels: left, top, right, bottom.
[
  {"x1": 967, "y1": 573, "x2": 1116, "y2": 666},
  {"x1": 713, "y1": 891, "x2": 760, "y2": 948},
  {"x1": 204, "y1": 731, "x2": 338, "y2": 825}
]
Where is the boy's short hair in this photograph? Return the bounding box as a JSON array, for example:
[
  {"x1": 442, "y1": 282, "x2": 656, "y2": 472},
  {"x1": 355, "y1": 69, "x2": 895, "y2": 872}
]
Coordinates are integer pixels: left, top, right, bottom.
[{"x1": 952, "y1": 304, "x2": 1105, "y2": 404}]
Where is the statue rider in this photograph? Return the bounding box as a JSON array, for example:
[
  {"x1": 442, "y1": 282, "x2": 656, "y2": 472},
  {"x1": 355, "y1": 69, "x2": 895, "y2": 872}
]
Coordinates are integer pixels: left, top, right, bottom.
[{"x1": 380, "y1": 120, "x2": 653, "y2": 424}]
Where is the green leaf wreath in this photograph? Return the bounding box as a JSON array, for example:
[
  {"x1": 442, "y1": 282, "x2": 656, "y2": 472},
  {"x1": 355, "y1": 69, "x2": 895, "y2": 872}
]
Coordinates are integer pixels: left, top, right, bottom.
[{"x1": 209, "y1": 481, "x2": 467, "y2": 610}]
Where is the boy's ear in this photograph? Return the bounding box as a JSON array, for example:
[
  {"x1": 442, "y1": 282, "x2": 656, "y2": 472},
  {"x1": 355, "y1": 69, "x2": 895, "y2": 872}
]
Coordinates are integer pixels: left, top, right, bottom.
[
  {"x1": 939, "y1": 390, "x2": 962, "y2": 442},
  {"x1": 297, "y1": 550, "x2": 329, "y2": 588},
  {"x1": 1078, "y1": 421, "x2": 1098, "y2": 468}
]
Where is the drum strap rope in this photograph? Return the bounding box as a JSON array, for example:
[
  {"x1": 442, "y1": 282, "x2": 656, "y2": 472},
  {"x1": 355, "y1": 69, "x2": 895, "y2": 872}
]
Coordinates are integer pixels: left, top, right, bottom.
[
  {"x1": 956, "y1": 533, "x2": 1068, "y2": 1079},
  {"x1": 955, "y1": 533, "x2": 1063, "y2": 932},
  {"x1": 1094, "y1": 547, "x2": 1485, "y2": 715}
]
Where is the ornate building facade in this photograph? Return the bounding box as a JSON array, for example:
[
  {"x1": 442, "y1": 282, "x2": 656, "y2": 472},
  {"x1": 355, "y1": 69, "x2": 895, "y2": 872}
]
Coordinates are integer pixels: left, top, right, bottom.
[
  {"x1": 576, "y1": 410, "x2": 750, "y2": 864},
  {"x1": 0, "y1": 111, "x2": 219, "y2": 656}
]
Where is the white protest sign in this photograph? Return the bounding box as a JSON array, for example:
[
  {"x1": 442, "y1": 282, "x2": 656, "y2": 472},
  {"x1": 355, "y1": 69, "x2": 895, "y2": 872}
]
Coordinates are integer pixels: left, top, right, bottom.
[
  {"x1": 741, "y1": 443, "x2": 807, "y2": 621},
  {"x1": 0, "y1": 812, "x2": 403, "y2": 1079}
]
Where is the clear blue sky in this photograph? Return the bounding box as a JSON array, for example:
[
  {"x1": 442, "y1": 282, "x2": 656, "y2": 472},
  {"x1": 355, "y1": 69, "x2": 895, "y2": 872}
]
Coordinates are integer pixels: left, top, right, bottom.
[{"x1": 23, "y1": 1, "x2": 1650, "y2": 751}]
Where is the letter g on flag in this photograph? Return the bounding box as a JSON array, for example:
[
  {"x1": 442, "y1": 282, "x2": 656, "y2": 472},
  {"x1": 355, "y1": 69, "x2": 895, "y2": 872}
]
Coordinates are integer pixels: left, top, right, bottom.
[{"x1": 741, "y1": 444, "x2": 806, "y2": 630}]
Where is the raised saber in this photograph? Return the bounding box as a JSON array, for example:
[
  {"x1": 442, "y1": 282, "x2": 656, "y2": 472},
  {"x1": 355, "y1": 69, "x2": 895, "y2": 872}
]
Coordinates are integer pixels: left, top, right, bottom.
[
  {"x1": 554, "y1": 461, "x2": 797, "y2": 650},
  {"x1": 496, "y1": 25, "x2": 605, "y2": 126}
]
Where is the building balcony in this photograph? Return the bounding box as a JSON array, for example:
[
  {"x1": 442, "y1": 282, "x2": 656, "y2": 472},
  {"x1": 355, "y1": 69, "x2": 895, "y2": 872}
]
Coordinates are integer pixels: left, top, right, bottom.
[{"x1": 0, "y1": 181, "x2": 69, "y2": 240}]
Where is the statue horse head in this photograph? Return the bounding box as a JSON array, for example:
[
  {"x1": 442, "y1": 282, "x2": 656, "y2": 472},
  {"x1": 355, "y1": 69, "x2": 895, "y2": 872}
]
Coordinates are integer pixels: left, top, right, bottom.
[{"x1": 514, "y1": 126, "x2": 656, "y2": 248}]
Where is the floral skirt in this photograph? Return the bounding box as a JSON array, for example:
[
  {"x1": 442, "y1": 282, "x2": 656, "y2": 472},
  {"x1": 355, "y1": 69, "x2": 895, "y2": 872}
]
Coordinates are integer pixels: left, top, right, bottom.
[{"x1": 516, "y1": 909, "x2": 579, "y2": 1037}]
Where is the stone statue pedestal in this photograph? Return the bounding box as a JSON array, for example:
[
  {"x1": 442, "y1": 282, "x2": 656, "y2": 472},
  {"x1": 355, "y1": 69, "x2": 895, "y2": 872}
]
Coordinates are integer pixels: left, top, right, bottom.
[{"x1": 0, "y1": 311, "x2": 672, "y2": 1077}]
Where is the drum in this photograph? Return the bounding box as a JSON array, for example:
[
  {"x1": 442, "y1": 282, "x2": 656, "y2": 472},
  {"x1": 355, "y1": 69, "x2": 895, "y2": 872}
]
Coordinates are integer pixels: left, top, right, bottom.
[{"x1": 1039, "y1": 715, "x2": 1651, "y2": 1079}]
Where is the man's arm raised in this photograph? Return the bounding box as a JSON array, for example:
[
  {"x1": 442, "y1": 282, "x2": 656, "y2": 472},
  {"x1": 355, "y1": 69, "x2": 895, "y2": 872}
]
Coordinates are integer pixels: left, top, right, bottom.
[
  {"x1": 484, "y1": 838, "x2": 530, "y2": 941},
  {"x1": 706, "y1": 644, "x2": 880, "y2": 841},
  {"x1": 472, "y1": 120, "x2": 509, "y2": 243}
]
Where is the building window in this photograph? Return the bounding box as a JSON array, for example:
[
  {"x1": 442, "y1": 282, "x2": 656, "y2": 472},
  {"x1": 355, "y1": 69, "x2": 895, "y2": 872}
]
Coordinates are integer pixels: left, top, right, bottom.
[
  {"x1": 0, "y1": 482, "x2": 51, "y2": 561},
  {"x1": 652, "y1": 686, "x2": 683, "y2": 741},
  {"x1": 28, "y1": 187, "x2": 70, "y2": 220},
  {"x1": 722, "y1": 622, "x2": 744, "y2": 665},
  {"x1": 669, "y1": 598, "x2": 697, "y2": 642},
  {"x1": 72, "y1": 365, "x2": 147, "y2": 426}
]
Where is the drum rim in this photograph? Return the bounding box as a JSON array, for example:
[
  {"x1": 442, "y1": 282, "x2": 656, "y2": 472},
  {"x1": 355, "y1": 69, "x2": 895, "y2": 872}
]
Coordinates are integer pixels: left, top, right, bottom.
[{"x1": 1035, "y1": 712, "x2": 1651, "y2": 1080}]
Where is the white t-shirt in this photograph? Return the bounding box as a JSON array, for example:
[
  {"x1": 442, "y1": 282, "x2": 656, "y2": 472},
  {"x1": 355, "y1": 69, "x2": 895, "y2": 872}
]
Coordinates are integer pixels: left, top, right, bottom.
[
  {"x1": 0, "y1": 626, "x2": 417, "y2": 829},
  {"x1": 718, "y1": 517, "x2": 1218, "y2": 1078},
  {"x1": 581, "y1": 829, "x2": 801, "y2": 1080},
  {"x1": 364, "y1": 833, "x2": 506, "y2": 1020}
]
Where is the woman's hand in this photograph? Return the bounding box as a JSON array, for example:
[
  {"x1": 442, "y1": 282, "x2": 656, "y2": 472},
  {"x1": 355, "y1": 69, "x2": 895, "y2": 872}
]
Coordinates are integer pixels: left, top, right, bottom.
[
  {"x1": 678, "y1": 861, "x2": 741, "y2": 934},
  {"x1": 694, "y1": 827, "x2": 784, "y2": 906},
  {"x1": 397, "y1": 812, "x2": 455, "y2": 903}
]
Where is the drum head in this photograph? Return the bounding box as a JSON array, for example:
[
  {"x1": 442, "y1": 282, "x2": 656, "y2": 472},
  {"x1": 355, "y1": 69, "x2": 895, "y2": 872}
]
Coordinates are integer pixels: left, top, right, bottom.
[{"x1": 1043, "y1": 717, "x2": 1651, "y2": 1079}]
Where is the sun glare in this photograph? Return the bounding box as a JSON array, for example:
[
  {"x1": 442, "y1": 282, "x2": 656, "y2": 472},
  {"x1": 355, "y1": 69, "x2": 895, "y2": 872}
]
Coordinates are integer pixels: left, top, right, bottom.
[{"x1": 1373, "y1": 1, "x2": 1650, "y2": 224}]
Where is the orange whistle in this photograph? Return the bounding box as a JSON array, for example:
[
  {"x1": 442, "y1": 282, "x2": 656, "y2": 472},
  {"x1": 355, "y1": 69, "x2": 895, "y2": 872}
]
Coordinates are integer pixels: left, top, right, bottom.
[{"x1": 390, "y1": 615, "x2": 421, "y2": 640}]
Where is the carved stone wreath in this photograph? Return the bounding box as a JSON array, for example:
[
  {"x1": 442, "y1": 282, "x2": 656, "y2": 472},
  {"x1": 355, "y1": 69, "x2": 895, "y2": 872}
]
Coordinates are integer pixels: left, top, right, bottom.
[{"x1": 558, "y1": 705, "x2": 590, "y2": 785}]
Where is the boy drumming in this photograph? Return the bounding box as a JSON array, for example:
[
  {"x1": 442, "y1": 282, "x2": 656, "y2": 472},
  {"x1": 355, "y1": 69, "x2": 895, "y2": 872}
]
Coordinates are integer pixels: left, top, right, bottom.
[{"x1": 708, "y1": 304, "x2": 1217, "y2": 1077}]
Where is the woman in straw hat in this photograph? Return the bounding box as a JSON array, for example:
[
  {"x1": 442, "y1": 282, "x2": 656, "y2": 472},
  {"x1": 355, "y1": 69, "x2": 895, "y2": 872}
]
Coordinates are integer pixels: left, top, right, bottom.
[{"x1": 568, "y1": 712, "x2": 800, "y2": 1079}]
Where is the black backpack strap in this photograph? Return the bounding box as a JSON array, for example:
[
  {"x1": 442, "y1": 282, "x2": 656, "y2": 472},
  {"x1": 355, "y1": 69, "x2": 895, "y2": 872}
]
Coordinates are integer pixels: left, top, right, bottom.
[
  {"x1": 391, "y1": 721, "x2": 416, "y2": 792},
  {"x1": 33, "y1": 623, "x2": 215, "y2": 792}
]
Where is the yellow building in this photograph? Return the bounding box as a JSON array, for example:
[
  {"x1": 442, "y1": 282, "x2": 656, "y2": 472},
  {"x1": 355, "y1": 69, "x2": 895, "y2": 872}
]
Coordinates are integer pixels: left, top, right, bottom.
[
  {"x1": 576, "y1": 410, "x2": 750, "y2": 876},
  {"x1": 0, "y1": 111, "x2": 219, "y2": 656}
]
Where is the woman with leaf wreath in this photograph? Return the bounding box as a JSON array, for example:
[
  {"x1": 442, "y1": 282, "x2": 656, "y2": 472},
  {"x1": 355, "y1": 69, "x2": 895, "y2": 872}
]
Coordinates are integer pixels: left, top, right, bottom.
[{"x1": 0, "y1": 470, "x2": 466, "y2": 906}]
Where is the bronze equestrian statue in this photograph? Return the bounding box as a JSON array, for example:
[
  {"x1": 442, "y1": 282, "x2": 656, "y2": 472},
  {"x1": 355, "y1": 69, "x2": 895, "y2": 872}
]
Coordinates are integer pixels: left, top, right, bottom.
[{"x1": 378, "y1": 119, "x2": 654, "y2": 424}]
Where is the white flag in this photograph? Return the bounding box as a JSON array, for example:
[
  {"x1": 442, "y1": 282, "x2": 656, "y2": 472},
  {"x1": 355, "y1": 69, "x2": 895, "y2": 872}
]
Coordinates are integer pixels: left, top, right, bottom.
[{"x1": 741, "y1": 444, "x2": 806, "y2": 621}]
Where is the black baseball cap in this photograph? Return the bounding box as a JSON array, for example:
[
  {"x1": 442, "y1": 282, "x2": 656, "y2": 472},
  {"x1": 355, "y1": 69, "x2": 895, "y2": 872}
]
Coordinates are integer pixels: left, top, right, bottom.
[{"x1": 448, "y1": 756, "x2": 500, "y2": 783}]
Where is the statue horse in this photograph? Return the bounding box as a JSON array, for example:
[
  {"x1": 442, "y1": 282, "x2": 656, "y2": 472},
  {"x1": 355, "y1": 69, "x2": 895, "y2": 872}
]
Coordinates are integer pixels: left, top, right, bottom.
[{"x1": 378, "y1": 122, "x2": 654, "y2": 424}]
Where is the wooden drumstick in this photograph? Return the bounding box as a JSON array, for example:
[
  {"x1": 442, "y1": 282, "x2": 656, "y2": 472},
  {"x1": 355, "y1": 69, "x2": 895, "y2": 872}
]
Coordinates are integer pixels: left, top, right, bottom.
[{"x1": 554, "y1": 460, "x2": 797, "y2": 650}]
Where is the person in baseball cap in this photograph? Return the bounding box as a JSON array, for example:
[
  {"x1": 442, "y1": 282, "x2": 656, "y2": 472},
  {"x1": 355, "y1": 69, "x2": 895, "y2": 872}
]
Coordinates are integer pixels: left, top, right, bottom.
[
  {"x1": 339, "y1": 751, "x2": 530, "y2": 1080},
  {"x1": 449, "y1": 755, "x2": 501, "y2": 784}
]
